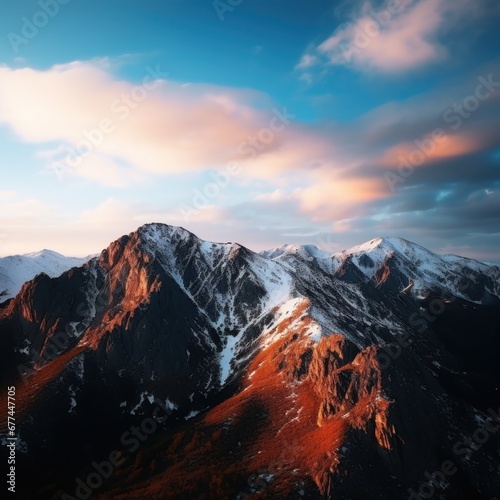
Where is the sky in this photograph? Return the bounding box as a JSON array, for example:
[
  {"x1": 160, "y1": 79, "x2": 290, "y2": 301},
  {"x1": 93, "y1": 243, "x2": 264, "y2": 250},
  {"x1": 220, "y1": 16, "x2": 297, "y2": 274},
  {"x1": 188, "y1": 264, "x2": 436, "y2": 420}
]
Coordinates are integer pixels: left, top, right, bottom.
[{"x1": 0, "y1": 0, "x2": 499, "y2": 262}]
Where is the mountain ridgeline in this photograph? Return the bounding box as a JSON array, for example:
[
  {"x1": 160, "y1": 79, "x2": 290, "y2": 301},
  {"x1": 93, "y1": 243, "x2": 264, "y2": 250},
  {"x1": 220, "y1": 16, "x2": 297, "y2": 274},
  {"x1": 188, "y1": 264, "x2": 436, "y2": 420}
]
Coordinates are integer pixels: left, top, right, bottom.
[{"x1": 1, "y1": 223, "x2": 499, "y2": 499}]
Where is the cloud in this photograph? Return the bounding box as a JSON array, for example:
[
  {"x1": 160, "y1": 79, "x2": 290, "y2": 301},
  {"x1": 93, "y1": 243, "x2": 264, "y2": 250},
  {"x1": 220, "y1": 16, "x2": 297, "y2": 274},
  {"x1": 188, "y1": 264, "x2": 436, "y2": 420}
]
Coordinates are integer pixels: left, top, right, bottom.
[
  {"x1": 295, "y1": 54, "x2": 318, "y2": 70},
  {"x1": 0, "y1": 61, "x2": 277, "y2": 184},
  {"x1": 293, "y1": 177, "x2": 388, "y2": 221},
  {"x1": 0, "y1": 191, "x2": 17, "y2": 201},
  {"x1": 296, "y1": 0, "x2": 493, "y2": 74},
  {"x1": 0, "y1": 60, "x2": 350, "y2": 191},
  {"x1": 381, "y1": 132, "x2": 482, "y2": 168},
  {"x1": 1, "y1": 57, "x2": 499, "y2": 262}
]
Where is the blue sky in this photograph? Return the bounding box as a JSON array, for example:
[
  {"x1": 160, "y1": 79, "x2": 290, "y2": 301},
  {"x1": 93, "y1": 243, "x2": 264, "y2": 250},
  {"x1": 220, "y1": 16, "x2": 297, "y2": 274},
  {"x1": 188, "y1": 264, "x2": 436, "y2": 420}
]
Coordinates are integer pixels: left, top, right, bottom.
[{"x1": 0, "y1": 0, "x2": 499, "y2": 262}]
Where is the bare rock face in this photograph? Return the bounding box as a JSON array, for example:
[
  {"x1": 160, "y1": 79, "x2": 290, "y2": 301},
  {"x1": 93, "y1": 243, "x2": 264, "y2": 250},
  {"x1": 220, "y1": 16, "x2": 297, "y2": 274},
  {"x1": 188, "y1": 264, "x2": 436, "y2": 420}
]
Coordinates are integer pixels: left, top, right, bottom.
[{"x1": 1, "y1": 224, "x2": 499, "y2": 499}]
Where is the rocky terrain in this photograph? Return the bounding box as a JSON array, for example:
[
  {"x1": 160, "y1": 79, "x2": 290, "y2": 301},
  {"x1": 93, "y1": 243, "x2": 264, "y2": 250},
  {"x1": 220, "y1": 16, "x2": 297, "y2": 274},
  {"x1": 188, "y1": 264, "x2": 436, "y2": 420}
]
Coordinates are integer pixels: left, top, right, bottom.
[{"x1": 1, "y1": 223, "x2": 499, "y2": 499}]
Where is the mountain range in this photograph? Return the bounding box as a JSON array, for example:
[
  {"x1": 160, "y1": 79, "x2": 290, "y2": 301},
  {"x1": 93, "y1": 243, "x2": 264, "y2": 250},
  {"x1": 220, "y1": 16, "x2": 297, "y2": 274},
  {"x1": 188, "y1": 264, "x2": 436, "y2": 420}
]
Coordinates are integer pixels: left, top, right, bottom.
[
  {"x1": 0, "y1": 250, "x2": 92, "y2": 302},
  {"x1": 1, "y1": 223, "x2": 499, "y2": 499}
]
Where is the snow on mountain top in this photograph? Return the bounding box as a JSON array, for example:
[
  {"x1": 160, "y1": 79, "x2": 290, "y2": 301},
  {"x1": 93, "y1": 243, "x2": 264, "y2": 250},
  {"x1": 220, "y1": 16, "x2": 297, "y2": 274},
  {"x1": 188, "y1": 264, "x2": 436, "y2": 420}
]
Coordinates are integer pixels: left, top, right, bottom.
[
  {"x1": 258, "y1": 234, "x2": 499, "y2": 303},
  {"x1": 138, "y1": 223, "x2": 237, "y2": 257},
  {"x1": 261, "y1": 237, "x2": 421, "y2": 263},
  {"x1": 138, "y1": 222, "x2": 295, "y2": 316},
  {"x1": 139, "y1": 222, "x2": 194, "y2": 239},
  {"x1": 4, "y1": 222, "x2": 497, "y2": 309},
  {"x1": 262, "y1": 235, "x2": 494, "y2": 272},
  {"x1": 135, "y1": 224, "x2": 495, "y2": 272},
  {"x1": 343, "y1": 237, "x2": 386, "y2": 255},
  {"x1": 260, "y1": 244, "x2": 332, "y2": 262},
  {"x1": 339, "y1": 236, "x2": 492, "y2": 272},
  {"x1": 339, "y1": 237, "x2": 494, "y2": 275},
  {"x1": 341, "y1": 237, "x2": 499, "y2": 301},
  {"x1": 0, "y1": 250, "x2": 91, "y2": 302},
  {"x1": 340, "y1": 237, "x2": 432, "y2": 260},
  {"x1": 25, "y1": 249, "x2": 66, "y2": 259}
]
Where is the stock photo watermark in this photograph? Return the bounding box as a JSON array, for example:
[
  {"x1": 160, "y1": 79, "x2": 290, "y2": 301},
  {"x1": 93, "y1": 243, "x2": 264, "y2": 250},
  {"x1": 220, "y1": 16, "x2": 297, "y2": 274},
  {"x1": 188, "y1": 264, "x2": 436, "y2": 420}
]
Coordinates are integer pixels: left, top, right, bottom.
[
  {"x1": 408, "y1": 407, "x2": 500, "y2": 499},
  {"x1": 61, "y1": 397, "x2": 174, "y2": 500},
  {"x1": 335, "y1": 0, "x2": 406, "y2": 63},
  {"x1": 5, "y1": 386, "x2": 16, "y2": 494},
  {"x1": 178, "y1": 106, "x2": 295, "y2": 221},
  {"x1": 213, "y1": 0, "x2": 243, "y2": 21},
  {"x1": 16, "y1": 298, "x2": 91, "y2": 383},
  {"x1": 7, "y1": 0, "x2": 71, "y2": 53},
  {"x1": 9, "y1": 298, "x2": 177, "y2": 498},
  {"x1": 374, "y1": 283, "x2": 459, "y2": 370},
  {"x1": 49, "y1": 64, "x2": 168, "y2": 181},
  {"x1": 385, "y1": 73, "x2": 500, "y2": 192}
]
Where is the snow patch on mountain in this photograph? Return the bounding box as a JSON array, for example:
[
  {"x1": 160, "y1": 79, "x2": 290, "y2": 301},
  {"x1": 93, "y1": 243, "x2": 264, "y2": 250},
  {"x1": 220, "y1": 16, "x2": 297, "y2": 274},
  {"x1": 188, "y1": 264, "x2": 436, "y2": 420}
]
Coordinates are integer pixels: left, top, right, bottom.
[
  {"x1": 219, "y1": 330, "x2": 245, "y2": 385},
  {"x1": 246, "y1": 253, "x2": 293, "y2": 310}
]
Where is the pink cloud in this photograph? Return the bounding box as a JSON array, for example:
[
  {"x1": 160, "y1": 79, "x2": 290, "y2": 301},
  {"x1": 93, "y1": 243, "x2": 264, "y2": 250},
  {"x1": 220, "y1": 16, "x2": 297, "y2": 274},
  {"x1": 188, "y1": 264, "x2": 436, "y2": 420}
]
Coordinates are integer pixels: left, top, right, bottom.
[
  {"x1": 298, "y1": 0, "x2": 484, "y2": 73},
  {"x1": 382, "y1": 132, "x2": 482, "y2": 167}
]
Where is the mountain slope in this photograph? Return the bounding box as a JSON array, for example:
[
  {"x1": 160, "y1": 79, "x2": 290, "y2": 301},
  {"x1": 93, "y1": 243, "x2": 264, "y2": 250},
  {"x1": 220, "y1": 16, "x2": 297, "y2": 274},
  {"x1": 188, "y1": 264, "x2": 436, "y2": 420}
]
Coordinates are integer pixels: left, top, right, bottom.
[
  {"x1": 0, "y1": 224, "x2": 499, "y2": 499},
  {"x1": 0, "y1": 249, "x2": 91, "y2": 302}
]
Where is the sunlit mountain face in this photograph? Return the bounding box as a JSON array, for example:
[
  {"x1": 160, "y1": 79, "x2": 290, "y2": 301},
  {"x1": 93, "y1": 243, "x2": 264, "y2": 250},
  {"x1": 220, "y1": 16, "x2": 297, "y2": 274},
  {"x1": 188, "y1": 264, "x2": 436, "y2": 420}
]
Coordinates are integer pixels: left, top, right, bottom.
[{"x1": 1, "y1": 224, "x2": 499, "y2": 499}]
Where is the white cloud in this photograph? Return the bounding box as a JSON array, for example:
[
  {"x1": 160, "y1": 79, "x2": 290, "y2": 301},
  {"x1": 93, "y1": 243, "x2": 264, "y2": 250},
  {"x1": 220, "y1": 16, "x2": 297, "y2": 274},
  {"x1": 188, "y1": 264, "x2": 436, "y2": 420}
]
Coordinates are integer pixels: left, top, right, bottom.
[
  {"x1": 0, "y1": 60, "x2": 355, "y2": 192},
  {"x1": 295, "y1": 53, "x2": 318, "y2": 70}
]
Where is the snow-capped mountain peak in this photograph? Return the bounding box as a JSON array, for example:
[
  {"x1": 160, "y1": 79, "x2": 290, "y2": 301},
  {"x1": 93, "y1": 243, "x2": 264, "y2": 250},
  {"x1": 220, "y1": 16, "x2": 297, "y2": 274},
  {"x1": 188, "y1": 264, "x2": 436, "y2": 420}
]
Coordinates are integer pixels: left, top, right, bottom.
[{"x1": 334, "y1": 236, "x2": 499, "y2": 302}]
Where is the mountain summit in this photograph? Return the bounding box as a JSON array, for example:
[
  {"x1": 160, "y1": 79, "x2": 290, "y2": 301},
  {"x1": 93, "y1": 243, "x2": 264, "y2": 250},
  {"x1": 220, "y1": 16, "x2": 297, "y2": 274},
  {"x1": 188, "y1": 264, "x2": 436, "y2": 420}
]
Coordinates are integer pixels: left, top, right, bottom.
[{"x1": 1, "y1": 223, "x2": 499, "y2": 499}]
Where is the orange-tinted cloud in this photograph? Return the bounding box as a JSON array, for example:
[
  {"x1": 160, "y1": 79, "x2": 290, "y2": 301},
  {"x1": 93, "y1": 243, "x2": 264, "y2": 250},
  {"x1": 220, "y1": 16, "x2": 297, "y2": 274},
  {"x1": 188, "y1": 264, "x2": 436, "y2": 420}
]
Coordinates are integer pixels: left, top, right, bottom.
[
  {"x1": 382, "y1": 132, "x2": 481, "y2": 168},
  {"x1": 294, "y1": 176, "x2": 388, "y2": 221}
]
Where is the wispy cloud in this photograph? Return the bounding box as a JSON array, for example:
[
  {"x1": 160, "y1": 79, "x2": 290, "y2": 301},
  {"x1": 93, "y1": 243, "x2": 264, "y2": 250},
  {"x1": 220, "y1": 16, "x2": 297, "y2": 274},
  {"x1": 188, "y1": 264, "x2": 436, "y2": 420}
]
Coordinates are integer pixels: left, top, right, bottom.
[{"x1": 296, "y1": 0, "x2": 493, "y2": 74}]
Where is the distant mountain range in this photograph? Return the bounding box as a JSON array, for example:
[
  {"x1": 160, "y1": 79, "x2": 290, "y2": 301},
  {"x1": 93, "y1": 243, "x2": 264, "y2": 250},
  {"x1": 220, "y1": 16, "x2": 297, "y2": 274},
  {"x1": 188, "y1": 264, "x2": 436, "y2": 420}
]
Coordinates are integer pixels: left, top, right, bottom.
[
  {"x1": 1, "y1": 223, "x2": 499, "y2": 499},
  {"x1": 0, "y1": 250, "x2": 92, "y2": 302}
]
